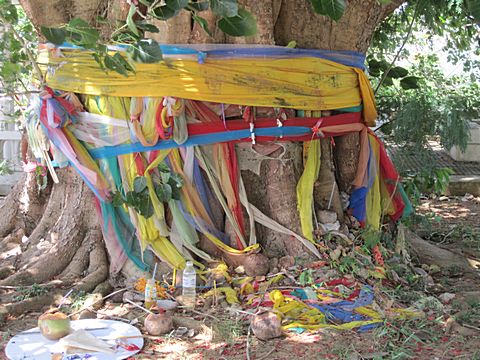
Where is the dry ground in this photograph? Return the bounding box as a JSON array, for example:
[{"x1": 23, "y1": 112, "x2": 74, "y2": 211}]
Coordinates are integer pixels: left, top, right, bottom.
[{"x1": 1, "y1": 196, "x2": 480, "y2": 360}]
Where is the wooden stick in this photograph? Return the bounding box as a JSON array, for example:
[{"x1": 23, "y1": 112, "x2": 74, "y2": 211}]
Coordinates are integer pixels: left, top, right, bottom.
[{"x1": 124, "y1": 299, "x2": 154, "y2": 315}]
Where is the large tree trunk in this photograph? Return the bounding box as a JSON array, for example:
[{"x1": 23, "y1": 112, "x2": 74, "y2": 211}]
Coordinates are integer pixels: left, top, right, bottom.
[
  {"x1": 0, "y1": 0, "x2": 111, "y2": 318},
  {"x1": 0, "y1": 0, "x2": 407, "y2": 300}
]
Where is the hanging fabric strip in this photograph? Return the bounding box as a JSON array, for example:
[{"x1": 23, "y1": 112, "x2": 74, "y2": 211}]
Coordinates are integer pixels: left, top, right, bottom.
[{"x1": 296, "y1": 139, "x2": 321, "y2": 242}]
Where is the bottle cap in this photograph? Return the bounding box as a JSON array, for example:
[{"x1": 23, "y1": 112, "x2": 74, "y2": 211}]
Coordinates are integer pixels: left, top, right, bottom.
[{"x1": 186, "y1": 261, "x2": 193, "y2": 266}]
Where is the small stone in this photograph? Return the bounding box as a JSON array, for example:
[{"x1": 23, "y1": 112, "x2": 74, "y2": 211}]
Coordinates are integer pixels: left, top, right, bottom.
[
  {"x1": 438, "y1": 196, "x2": 449, "y2": 201},
  {"x1": 324, "y1": 221, "x2": 341, "y2": 232},
  {"x1": 278, "y1": 256, "x2": 295, "y2": 269},
  {"x1": 414, "y1": 267, "x2": 429, "y2": 277},
  {"x1": 462, "y1": 193, "x2": 474, "y2": 202},
  {"x1": 78, "y1": 309, "x2": 96, "y2": 319},
  {"x1": 244, "y1": 253, "x2": 269, "y2": 276},
  {"x1": 317, "y1": 210, "x2": 337, "y2": 224},
  {"x1": 438, "y1": 293, "x2": 456, "y2": 304}
]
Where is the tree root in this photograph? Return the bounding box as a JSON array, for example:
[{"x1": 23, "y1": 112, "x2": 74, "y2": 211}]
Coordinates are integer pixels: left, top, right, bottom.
[
  {"x1": 73, "y1": 230, "x2": 108, "y2": 293},
  {"x1": 2, "y1": 293, "x2": 54, "y2": 321},
  {"x1": 405, "y1": 227, "x2": 478, "y2": 274}
]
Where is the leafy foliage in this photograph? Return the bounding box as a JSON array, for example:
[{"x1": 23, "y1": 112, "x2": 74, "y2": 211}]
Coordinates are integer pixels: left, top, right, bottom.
[
  {"x1": 402, "y1": 167, "x2": 454, "y2": 206},
  {"x1": 0, "y1": 1, "x2": 36, "y2": 93},
  {"x1": 372, "y1": 1, "x2": 479, "y2": 68},
  {"x1": 112, "y1": 162, "x2": 184, "y2": 219},
  {"x1": 13, "y1": 284, "x2": 48, "y2": 301},
  {"x1": 37, "y1": 0, "x2": 260, "y2": 76},
  {"x1": 371, "y1": 53, "x2": 479, "y2": 152}
]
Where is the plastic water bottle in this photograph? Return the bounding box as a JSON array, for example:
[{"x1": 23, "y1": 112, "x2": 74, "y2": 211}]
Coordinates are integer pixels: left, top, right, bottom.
[{"x1": 182, "y1": 261, "x2": 196, "y2": 309}]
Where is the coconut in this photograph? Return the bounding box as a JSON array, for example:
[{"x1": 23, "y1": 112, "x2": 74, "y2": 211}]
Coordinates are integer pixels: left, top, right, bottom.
[
  {"x1": 144, "y1": 310, "x2": 173, "y2": 336},
  {"x1": 251, "y1": 311, "x2": 282, "y2": 340},
  {"x1": 38, "y1": 308, "x2": 71, "y2": 340}
]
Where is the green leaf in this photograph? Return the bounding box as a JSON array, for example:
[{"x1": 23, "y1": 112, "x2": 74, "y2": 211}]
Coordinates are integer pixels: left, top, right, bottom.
[
  {"x1": 400, "y1": 76, "x2": 421, "y2": 90},
  {"x1": 151, "y1": 0, "x2": 189, "y2": 20},
  {"x1": 467, "y1": 0, "x2": 480, "y2": 23},
  {"x1": 137, "y1": 197, "x2": 154, "y2": 218},
  {"x1": 135, "y1": 22, "x2": 160, "y2": 33},
  {"x1": 169, "y1": 173, "x2": 184, "y2": 187},
  {"x1": 388, "y1": 66, "x2": 409, "y2": 78},
  {"x1": 155, "y1": 183, "x2": 173, "y2": 202},
  {"x1": 104, "y1": 54, "x2": 129, "y2": 76},
  {"x1": 112, "y1": 31, "x2": 139, "y2": 44},
  {"x1": 298, "y1": 269, "x2": 314, "y2": 286},
  {"x1": 382, "y1": 75, "x2": 394, "y2": 86},
  {"x1": 364, "y1": 228, "x2": 380, "y2": 249},
  {"x1": 125, "y1": 191, "x2": 138, "y2": 207},
  {"x1": 133, "y1": 176, "x2": 147, "y2": 193},
  {"x1": 168, "y1": 174, "x2": 184, "y2": 200},
  {"x1": 127, "y1": 4, "x2": 140, "y2": 36},
  {"x1": 192, "y1": 14, "x2": 212, "y2": 36},
  {"x1": 157, "y1": 163, "x2": 170, "y2": 173},
  {"x1": 166, "y1": 0, "x2": 189, "y2": 10},
  {"x1": 189, "y1": 1, "x2": 210, "y2": 11},
  {"x1": 160, "y1": 171, "x2": 171, "y2": 184},
  {"x1": 210, "y1": 0, "x2": 238, "y2": 17},
  {"x1": 40, "y1": 26, "x2": 66, "y2": 45},
  {"x1": 66, "y1": 18, "x2": 99, "y2": 48},
  {"x1": 310, "y1": 0, "x2": 346, "y2": 22},
  {"x1": 218, "y1": 8, "x2": 257, "y2": 37},
  {"x1": 368, "y1": 58, "x2": 390, "y2": 77},
  {"x1": 128, "y1": 39, "x2": 162, "y2": 63},
  {"x1": 111, "y1": 192, "x2": 125, "y2": 206},
  {"x1": 1, "y1": 62, "x2": 21, "y2": 79},
  {"x1": 286, "y1": 40, "x2": 297, "y2": 48},
  {"x1": 1, "y1": 4, "x2": 18, "y2": 23},
  {"x1": 170, "y1": 184, "x2": 182, "y2": 200}
]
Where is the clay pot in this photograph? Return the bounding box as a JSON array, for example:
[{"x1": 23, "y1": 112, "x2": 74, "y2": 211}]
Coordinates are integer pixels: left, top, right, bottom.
[
  {"x1": 144, "y1": 311, "x2": 173, "y2": 336},
  {"x1": 38, "y1": 309, "x2": 71, "y2": 340}
]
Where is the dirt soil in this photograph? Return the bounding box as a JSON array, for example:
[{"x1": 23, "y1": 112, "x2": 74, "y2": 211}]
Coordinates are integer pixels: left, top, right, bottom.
[{"x1": 1, "y1": 196, "x2": 480, "y2": 360}]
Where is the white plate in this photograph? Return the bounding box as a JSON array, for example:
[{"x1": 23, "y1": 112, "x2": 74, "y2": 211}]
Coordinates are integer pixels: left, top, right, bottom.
[{"x1": 5, "y1": 319, "x2": 143, "y2": 360}]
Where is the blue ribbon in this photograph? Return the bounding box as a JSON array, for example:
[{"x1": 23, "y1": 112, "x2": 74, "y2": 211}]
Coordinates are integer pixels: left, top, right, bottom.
[{"x1": 89, "y1": 126, "x2": 314, "y2": 159}]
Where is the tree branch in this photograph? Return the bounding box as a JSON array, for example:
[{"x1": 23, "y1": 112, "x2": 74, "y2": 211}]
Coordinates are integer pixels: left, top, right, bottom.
[{"x1": 374, "y1": 1, "x2": 420, "y2": 94}]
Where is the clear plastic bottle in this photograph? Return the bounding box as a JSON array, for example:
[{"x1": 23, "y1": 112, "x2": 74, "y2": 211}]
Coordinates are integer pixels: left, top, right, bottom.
[{"x1": 182, "y1": 261, "x2": 196, "y2": 310}]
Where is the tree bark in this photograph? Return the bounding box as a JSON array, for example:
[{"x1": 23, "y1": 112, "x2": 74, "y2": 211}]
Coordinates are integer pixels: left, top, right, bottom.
[{"x1": 1, "y1": 0, "x2": 409, "y2": 290}]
